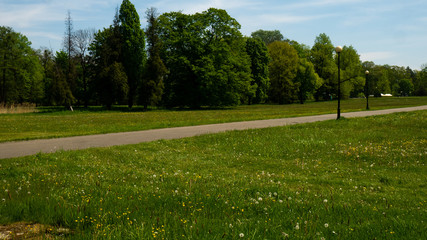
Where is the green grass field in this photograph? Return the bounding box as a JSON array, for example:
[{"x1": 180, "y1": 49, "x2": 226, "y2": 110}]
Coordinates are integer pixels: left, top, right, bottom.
[
  {"x1": 1, "y1": 110, "x2": 426, "y2": 239},
  {"x1": 0, "y1": 97, "x2": 426, "y2": 142}
]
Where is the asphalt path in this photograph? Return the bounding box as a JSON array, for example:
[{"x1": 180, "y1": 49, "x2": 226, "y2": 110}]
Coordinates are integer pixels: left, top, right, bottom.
[{"x1": 1, "y1": 105, "x2": 426, "y2": 159}]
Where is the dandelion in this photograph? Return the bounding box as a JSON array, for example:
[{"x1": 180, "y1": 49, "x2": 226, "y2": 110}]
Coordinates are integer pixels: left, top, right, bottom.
[
  {"x1": 239, "y1": 233, "x2": 244, "y2": 238},
  {"x1": 295, "y1": 224, "x2": 300, "y2": 230},
  {"x1": 324, "y1": 223, "x2": 329, "y2": 228},
  {"x1": 288, "y1": 197, "x2": 292, "y2": 201}
]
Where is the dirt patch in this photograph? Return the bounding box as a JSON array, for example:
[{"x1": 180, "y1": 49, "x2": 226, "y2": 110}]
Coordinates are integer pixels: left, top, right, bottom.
[{"x1": 0, "y1": 222, "x2": 71, "y2": 239}]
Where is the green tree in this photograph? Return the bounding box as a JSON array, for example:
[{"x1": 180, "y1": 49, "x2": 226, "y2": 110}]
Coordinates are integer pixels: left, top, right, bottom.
[
  {"x1": 140, "y1": 7, "x2": 167, "y2": 110},
  {"x1": 338, "y1": 45, "x2": 364, "y2": 98},
  {"x1": 159, "y1": 8, "x2": 251, "y2": 108},
  {"x1": 395, "y1": 78, "x2": 414, "y2": 96},
  {"x1": 74, "y1": 28, "x2": 96, "y2": 108},
  {"x1": 310, "y1": 33, "x2": 336, "y2": 101},
  {"x1": 119, "y1": 0, "x2": 146, "y2": 108},
  {"x1": 0, "y1": 26, "x2": 44, "y2": 104},
  {"x1": 90, "y1": 12, "x2": 128, "y2": 109},
  {"x1": 267, "y1": 41, "x2": 299, "y2": 104},
  {"x1": 51, "y1": 51, "x2": 75, "y2": 106},
  {"x1": 414, "y1": 64, "x2": 427, "y2": 96},
  {"x1": 294, "y1": 58, "x2": 322, "y2": 104},
  {"x1": 245, "y1": 37, "x2": 270, "y2": 104},
  {"x1": 251, "y1": 29, "x2": 284, "y2": 46}
]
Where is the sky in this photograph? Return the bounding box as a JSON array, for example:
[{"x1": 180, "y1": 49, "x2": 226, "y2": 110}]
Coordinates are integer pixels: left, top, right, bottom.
[{"x1": 1, "y1": 0, "x2": 426, "y2": 70}]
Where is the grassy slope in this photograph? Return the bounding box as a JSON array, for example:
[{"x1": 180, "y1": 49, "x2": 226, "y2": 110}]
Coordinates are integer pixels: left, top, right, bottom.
[
  {"x1": 0, "y1": 97, "x2": 426, "y2": 142},
  {"x1": 1, "y1": 110, "x2": 426, "y2": 239}
]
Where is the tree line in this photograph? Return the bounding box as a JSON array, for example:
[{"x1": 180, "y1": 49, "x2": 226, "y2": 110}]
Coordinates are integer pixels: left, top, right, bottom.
[{"x1": 1, "y1": 0, "x2": 426, "y2": 109}]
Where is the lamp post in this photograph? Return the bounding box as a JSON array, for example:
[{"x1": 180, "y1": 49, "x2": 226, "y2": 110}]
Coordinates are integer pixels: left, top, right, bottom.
[
  {"x1": 365, "y1": 70, "x2": 370, "y2": 110},
  {"x1": 335, "y1": 46, "x2": 342, "y2": 120}
]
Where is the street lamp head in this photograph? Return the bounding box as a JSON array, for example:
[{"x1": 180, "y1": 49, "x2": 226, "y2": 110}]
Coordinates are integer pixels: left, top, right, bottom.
[
  {"x1": 335, "y1": 46, "x2": 343, "y2": 53},
  {"x1": 365, "y1": 70, "x2": 370, "y2": 75}
]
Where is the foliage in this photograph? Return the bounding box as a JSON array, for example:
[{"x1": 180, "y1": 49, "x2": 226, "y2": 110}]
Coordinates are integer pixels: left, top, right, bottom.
[
  {"x1": 1, "y1": 111, "x2": 426, "y2": 239},
  {"x1": 294, "y1": 58, "x2": 322, "y2": 104},
  {"x1": 50, "y1": 51, "x2": 75, "y2": 106},
  {"x1": 310, "y1": 33, "x2": 336, "y2": 101},
  {"x1": 90, "y1": 19, "x2": 128, "y2": 109},
  {"x1": 140, "y1": 8, "x2": 167, "y2": 110},
  {"x1": 338, "y1": 45, "x2": 364, "y2": 98},
  {"x1": 245, "y1": 37, "x2": 270, "y2": 104},
  {"x1": 119, "y1": 0, "x2": 146, "y2": 108},
  {"x1": 0, "y1": 26, "x2": 44, "y2": 104},
  {"x1": 267, "y1": 41, "x2": 299, "y2": 104},
  {"x1": 158, "y1": 8, "x2": 252, "y2": 108},
  {"x1": 251, "y1": 29, "x2": 284, "y2": 46}
]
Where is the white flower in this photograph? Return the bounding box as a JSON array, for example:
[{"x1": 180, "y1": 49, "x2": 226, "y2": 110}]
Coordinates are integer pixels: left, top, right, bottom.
[
  {"x1": 258, "y1": 197, "x2": 263, "y2": 201},
  {"x1": 323, "y1": 199, "x2": 328, "y2": 203},
  {"x1": 279, "y1": 199, "x2": 283, "y2": 203},
  {"x1": 288, "y1": 197, "x2": 292, "y2": 200},
  {"x1": 295, "y1": 224, "x2": 300, "y2": 230},
  {"x1": 239, "y1": 233, "x2": 244, "y2": 238},
  {"x1": 324, "y1": 223, "x2": 329, "y2": 228}
]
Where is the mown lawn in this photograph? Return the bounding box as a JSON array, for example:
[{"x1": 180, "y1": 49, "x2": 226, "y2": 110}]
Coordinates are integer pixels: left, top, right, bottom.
[
  {"x1": 1, "y1": 110, "x2": 426, "y2": 239},
  {"x1": 0, "y1": 97, "x2": 426, "y2": 142}
]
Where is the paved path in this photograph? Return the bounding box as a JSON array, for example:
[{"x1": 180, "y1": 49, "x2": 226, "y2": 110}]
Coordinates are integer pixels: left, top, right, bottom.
[{"x1": 1, "y1": 106, "x2": 426, "y2": 159}]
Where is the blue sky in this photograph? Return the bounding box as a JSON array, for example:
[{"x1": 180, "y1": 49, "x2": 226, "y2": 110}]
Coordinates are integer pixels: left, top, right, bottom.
[{"x1": 1, "y1": 0, "x2": 426, "y2": 70}]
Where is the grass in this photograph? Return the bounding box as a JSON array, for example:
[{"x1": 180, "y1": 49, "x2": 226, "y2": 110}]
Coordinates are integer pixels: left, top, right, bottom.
[
  {"x1": 0, "y1": 110, "x2": 426, "y2": 239},
  {"x1": 0, "y1": 97, "x2": 426, "y2": 143},
  {"x1": 0, "y1": 103, "x2": 37, "y2": 114}
]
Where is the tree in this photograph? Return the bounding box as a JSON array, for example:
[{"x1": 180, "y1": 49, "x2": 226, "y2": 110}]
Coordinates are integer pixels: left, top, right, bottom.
[
  {"x1": 245, "y1": 37, "x2": 270, "y2": 104},
  {"x1": 294, "y1": 58, "x2": 322, "y2": 104},
  {"x1": 74, "y1": 28, "x2": 96, "y2": 107},
  {"x1": 251, "y1": 30, "x2": 284, "y2": 46},
  {"x1": 338, "y1": 45, "x2": 364, "y2": 98},
  {"x1": 158, "y1": 8, "x2": 252, "y2": 108},
  {"x1": 310, "y1": 33, "x2": 335, "y2": 101},
  {"x1": 267, "y1": 41, "x2": 299, "y2": 104},
  {"x1": 0, "y1": 26, "x2": 44, "y2": 104},
  {"x1": 140, "y1": 7, "x2": 167, "y2": 110},
  {"x1": 51, "y1": 51, "x2": 75, "y2": 106},
  {"x1": 63, "y1": 11, "x2": 77, "y2": 108},
  {"x1": 414, "y1": 64, "x2": 427, "y2": 96},
  {"x1": 119, "y1": 0, "x2": 146, "y2": 108},
  {"x1": 90, "y1": 11, "x2": 128, "y2": 109}
]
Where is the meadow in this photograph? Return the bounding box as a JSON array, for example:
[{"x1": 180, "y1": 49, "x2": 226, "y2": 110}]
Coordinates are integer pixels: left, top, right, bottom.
[
  {"x1": 1, "y1": 110, "x2": 426, "y2": 239},
  {"x1": 0, "y1": 97, "x2": 426, "y2": 142}
]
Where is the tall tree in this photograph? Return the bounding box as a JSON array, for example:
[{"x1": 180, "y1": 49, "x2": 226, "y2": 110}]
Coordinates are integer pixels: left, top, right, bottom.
[
  {"x1": 51, "y1": 51, "x2": 75, "y2": 106},
  {"x1": 90, "y1": 12, "x2": 129, "y2": 109},
  {"x1": 251, "y1": 30, "x2": 284, "y2": 46},
  {"x1": 0, "y1": 26, "x2": 44, "y2": 104},
  {"x1": 75, "y1": 28, "x2": 95, "y2": 107},
  {"x1": 338, "y1": 45, "x2": 364, "y2": 98},
  {"x1": 267, "y1": 41, "x2": 299, "y2": 104},
  {"x1": 119, "y1": 0, "x2": 146, "y2": 108},
  {"x1": 245, "y1": 37, "x2": 270, "y2": 104},
  {"x1": 294, "y1": 58, "x2": 322, "y2": 104},
  {"x1": 158, "y1": 8, "x2": 252, "y2": 108},
  {"x1": 414, "y1": 64, "x2": 427, "y2": 96},
  {"x1": 62, "y1": 11, "x2": 76, "y2": 108},
  {"x1": 310, "y1": 33, "x2": 335, "y2": 101},
  {"x1": 140, "y1": 7, "x2": 167, "y2": 110}
]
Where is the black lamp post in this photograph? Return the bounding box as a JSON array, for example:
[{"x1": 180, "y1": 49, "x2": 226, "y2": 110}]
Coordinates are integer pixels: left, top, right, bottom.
[
  {"x1": 365, "y1": 70, "x2": 370, "y2": 110},
  {"x1": 335, "y1": 46, "x2": 342, "y2": 120}
]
